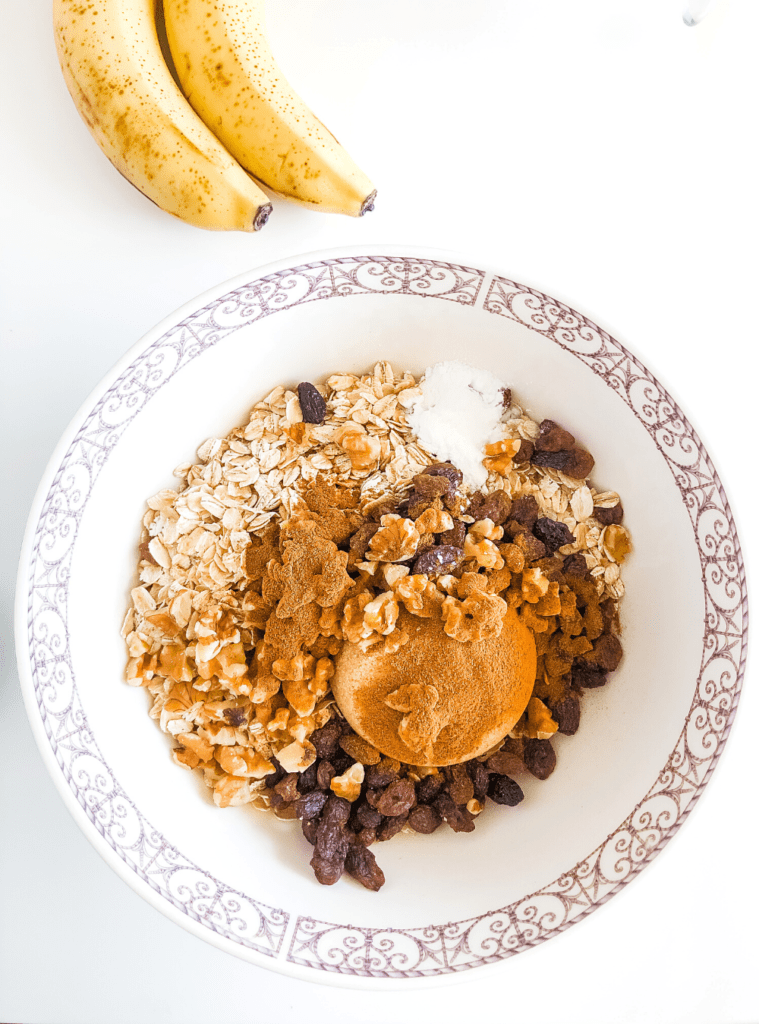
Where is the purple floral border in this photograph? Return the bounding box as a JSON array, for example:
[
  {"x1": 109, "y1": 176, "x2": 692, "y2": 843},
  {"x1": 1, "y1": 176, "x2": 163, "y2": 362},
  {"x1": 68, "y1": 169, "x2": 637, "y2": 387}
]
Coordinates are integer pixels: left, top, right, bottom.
[{"x1": 23, "y1": 256, "x2": 747, "y2": 979}]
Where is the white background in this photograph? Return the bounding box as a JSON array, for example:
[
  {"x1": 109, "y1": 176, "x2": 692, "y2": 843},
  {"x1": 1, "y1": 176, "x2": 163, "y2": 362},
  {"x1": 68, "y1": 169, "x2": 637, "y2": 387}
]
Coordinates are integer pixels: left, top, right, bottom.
[{"x1": 1, "y1": 0, "x2": 757, "y2": 1022}]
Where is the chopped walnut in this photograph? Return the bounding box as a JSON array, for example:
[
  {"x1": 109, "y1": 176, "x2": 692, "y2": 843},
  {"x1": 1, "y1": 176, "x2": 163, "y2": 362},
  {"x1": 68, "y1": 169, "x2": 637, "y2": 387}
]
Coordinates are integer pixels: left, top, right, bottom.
[
  {"x1": 415, "y1": 507, "x2": 455, "y2": 535},
  {"x1": 330, "y1": 762, "x2": 365, "y2": 801},
  {"x1": 367, "y1": 515, "x2": 420, "y2": 563},
  {"x1": 464, "y1": 533, "x2": 504, "y2": 570},
  {"x1": 363, "y1": 590, "x2": 400, "y2": 636},
  {"x1": 441, "y1": 590, "x2": 507, "y2": 643},
  {"x1": 276, "y1": 739, "x2": 317, "y2": 773},
  {"x1": 511, "y1": 697, "x2": 558, "y2": 740},
  {"x1": 601, "y1": 524, "x2": 632, "y2": 563},
  {"x1": 522, "y1": 567, "x2": 550, "y2": 603}
]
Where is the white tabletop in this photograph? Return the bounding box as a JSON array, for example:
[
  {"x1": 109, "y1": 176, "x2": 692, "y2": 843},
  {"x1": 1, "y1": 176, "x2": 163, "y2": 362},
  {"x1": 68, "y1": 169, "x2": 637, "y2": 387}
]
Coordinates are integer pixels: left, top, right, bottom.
[{"x1": 1, "y1": 0, "x2": 757, "y2": 1021}]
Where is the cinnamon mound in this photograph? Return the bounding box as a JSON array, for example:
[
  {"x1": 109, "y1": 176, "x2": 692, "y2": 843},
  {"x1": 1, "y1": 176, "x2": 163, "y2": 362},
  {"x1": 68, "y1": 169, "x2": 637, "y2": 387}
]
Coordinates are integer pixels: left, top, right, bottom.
[{"x1": 331, "y1": 608, "x2": 536, "y2": 767}]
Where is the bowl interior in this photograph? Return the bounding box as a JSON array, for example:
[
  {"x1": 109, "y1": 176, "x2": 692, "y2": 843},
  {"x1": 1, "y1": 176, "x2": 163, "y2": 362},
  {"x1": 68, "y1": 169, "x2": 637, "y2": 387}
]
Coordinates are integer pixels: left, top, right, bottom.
[{"x1": 65, "y1": 284, "x2": 702, "y2": 931}]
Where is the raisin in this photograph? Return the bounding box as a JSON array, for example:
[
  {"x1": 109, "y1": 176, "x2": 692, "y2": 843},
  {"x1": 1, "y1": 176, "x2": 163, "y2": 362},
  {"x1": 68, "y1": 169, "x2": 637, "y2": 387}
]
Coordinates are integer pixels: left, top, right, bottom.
[
  {"x1": 355, "y1": 827, "x2": 377, "y2": 847},
  {"x1": 416, "y1": 773, "x2": 446, "y2": 804},
  {"x1": 330, "y1": 750, "x2": 354, "y2": 775},
  {"x1": 296, "y1": 790, "x2": 328, "y2": 820},
  {"x1": 515, "y1": 531, "x2": 547, "y2": 561},
  {"x1": 501, "y1": 387, "x2": 512, "y2": 409},
  {"x1": 274, "y1": 773, "x2": 300, "y2": 802},
  {"x1": 532, "y1": 447, "x2": 595, "y2": 480},
  {"x1": 316, "y1": 760, "x2": 336, "y2": 790},
  {"x1": 296, "y1": 760, "x2": 319, "y2": 794},
  {"x1": 310, "y1": 721, "x2": 343, "y2": 760},
  {"x1": 376, "y1": 778, "x2": 416, "y2": 817},
  {"x1": 263, "y1": 757, "x2": 286, "y2": 789},
  {"x1": 408, "y1": 804, "x2": 443, "y2": 834},
  {"x1": 412, "y1": 473, "x2": 451, "y2": 499},
  {"x1": 310, "y1": 853, "x2": 345, "y2": 885},
  {"x1": 366, "y1": 497, "x2": 399, "y2": 521},
  {"x1": 412, "y1": 545, "x2": 465, "y2": 576},
  {"x1": 356, "y1": 802, "x2": 382, "y2": 829},
  {"x1": 349, "y1": 521, "x2": 381, "y2": 559},
  {"x1": 439, "y1": 520, "x2": 467, "y2": 547},
  {"x1": 434, "y1": 793, "x2": 475, "y2": 833},
  {"x1": 572, "y1": 663, "x2": 607, "y2": 689},
  {"x1": 423, "y1": 462, "x2": 463, "y2": 490},
  {"x1": 488, "y1": 775, "x2": 524, "y2": 806},
  {"x1": 594, "y1": 502, "x2": 624, "y2": 526},
  {"x1": 365, "y1": 760, "x2": 399, "y2": 789},
  {"x1": 509, "y1": 495, "x2": 539, "y2": 529},
  {"x1": 486, "y1": 750, "x2": 524, "y2": 775},
  {"x1": 315, "y1": 820, "x2": 350, "y2": 861},
  {"x1": 301, "y1": 817, "x2": 319, "y2": 845},
  {"x1": 297, "y1": 382, "x2": 326, "y2": 424},
  {"x1": 223, "y1": 706, "x2": 247, "y2": 728},
  {"x1": 563, "y1": 552, "x2": 591, "y2": 579},
  {"x1": 467, "y1": 760, "x2": 491, "y2": 801},
  {"x1": 466, "y1": 489, "x2": 512, "y2": 526},
  {"x1": 513, "y1": 439, "x2": 534, "y2": 464},
  {"x1": 535, "y1": 419, "x2": 575, "y2": 452},
  {"x1": 588, "y1": 633, "x2": 623, "y2": 671},
  {"x1": 448, "y1": 764, "x2": 474, "y2": 805},
  {"x1": 321, "y1": 795, "x2": 351, "y2": 827},
  {"x1": 523, "y1": 739, "x2": 557, "y2": 780},
  {"x1": 345, "y1": 845, "x2": 385, "y2": 891},
  {"x1": 550, "y1": 694, "x2": 581, "y2": 735},
  {"x1": 365, "y1": 788, "x2": 382, "y2": 809},
  {"x1": 533, "y1": 517, "x2": 575, "y2": 554},
  {"x1": 376, "y1": 814, "x2": 408, "y2": 841}
]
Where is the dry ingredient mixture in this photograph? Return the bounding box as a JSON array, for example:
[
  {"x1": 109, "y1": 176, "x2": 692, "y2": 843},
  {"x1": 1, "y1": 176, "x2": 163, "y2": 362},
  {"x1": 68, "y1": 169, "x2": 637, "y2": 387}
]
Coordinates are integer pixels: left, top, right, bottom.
[{"x1": 123, "y1": 362, "x2": 631, "y2": 892}]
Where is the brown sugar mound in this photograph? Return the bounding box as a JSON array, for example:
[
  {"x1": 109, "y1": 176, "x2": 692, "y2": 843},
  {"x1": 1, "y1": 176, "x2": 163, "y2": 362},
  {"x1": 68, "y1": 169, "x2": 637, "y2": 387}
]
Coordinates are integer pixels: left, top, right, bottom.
[{"x1": 331, "y1": 608, "x2": 537, "y2": 766}]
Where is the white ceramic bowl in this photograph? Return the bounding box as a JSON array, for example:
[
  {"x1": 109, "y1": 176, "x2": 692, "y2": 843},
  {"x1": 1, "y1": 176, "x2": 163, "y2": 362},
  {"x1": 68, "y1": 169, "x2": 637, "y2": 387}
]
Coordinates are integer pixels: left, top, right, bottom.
[{"x1": 16, "y1": 247, "x2": 747, "y2": 987}]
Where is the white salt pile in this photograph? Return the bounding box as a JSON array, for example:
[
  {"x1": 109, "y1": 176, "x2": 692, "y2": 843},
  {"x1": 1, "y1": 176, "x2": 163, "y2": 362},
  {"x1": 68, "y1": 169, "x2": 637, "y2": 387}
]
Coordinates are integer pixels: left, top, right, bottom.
[{"x1": 407, "y1": 361, "x2": 506, "y2": 488}]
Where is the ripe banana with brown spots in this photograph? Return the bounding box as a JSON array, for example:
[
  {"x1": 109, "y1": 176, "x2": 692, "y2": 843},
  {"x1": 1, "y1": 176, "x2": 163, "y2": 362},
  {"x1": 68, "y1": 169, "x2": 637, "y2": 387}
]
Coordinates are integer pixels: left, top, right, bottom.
[
  {"x1": 163, "y1": 0, "x2": 377, "y2": 216},
  {"x1": 53, "y1": 0, "x2": 273, "y2": 231}
]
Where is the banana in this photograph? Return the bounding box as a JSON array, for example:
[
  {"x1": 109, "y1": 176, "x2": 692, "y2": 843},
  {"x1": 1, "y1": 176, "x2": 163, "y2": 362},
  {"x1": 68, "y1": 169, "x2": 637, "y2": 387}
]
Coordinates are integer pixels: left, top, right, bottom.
[
  {"x1": 163, "y1": 0, "x2": 377, "y2": 216},
  {"x1": 53, "y1": 0, "x2": 272, "y2": 231}
]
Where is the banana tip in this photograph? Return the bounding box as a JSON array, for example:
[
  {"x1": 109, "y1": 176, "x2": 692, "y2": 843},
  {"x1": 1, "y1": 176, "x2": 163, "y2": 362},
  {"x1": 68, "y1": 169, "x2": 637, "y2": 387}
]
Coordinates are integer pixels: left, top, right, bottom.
[
  {"x1": 253, "y1": 203, "x2": 273, "y2": 231},
  {"x1": 360, "y1": 190, "x2": 377, "y2": 216}
]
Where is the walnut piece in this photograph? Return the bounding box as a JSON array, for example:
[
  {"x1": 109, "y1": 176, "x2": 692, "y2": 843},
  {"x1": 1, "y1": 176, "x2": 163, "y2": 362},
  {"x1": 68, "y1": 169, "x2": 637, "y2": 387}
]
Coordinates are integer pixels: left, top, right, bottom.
[
  {"x1": 367, "y1": 514, "x2": 420, "y2": 563},
  {"x1": 330, "y1": 762, "x2": 365, "y2": 801}
]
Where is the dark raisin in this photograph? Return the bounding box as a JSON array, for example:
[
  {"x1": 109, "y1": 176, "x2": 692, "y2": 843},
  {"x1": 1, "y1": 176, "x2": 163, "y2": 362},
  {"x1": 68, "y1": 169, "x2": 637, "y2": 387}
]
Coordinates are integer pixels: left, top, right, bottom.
[
  {"x1": 321, "y1": 794, "x2": 351, "y2": 826},
  {"x1": 296, "y1": 790, "x2": 328, "y2": 820},
  {"x1": 376, "y1": 778, "x2": 416, "y2": 817},
  {"x1": 533, "y1": 517, "x2": 575, "y2": 554},
  {"x1": 423, "y1": 462, "x2": 463, "y2": 490},
  {"x1": 223, "y1": 706, "x2": 247, "y2": 727},
  {"x1": 535, "y1": 419, "x2": 575, "y2": 452},
  {"x1": 345, "y1": 845, "x2": 385, "y2": 891},
  {"x1": 376, "y1": 814, "x2": 408, "y2": 841},
  {"x1": 572, "y1": 664, "x2": 608, "y2": 689},
  {"x1": 366, "y1": 497, "x2": 399, "y2": 521},
  {"x1": 515, "y1": 531, "x2": 547, "y2": 560},
  {"x1": 263, "y1": 757, "x2": 286, "y2": 789},
  {"x1": 315, "y1": 820, "x2": 350, "y2": 861},
  {"x1": 466, "y1": 489, "x2": 512, "y2": 526},
  {"x1": 365, "y1": 761, "x2": 398, "y2": 789},
  {"x1": 563, "y1": 552, "x2": 591, "y2": 579},
  {"x1": 448, "y1": 764, "x2": 474, "y2": 805},
  {"x1": 416, "y1": 773, "x2": 446, "y2": 804},
  {"x1": 439, "y1": 520, "x2": 467, "y2": 547},
  {"x1": 488, "y1": 775, "x2": 524, "y2": 806},
  {"x1": 434, "y1": 793, "x2": 475, "y2": 833},
  {"x1": 467, "y1": 760, "x2": 491, "y2": 801},
  {"x1": 316, "y1": 760, "x2": 335, "y2": 790},
  {"x1": 349, "y1": 521, "x2": 381, "y2": 559},
  {"x1": 412, "y1": 545, "x2": 465, "y2": 576},
  {"x1": 330, "y1": 750, "x2": 354, "y2": 775},
  {"x1": 588, "y1": 633, "x2": 623, "y2": 671},
  {"x1": 486, "y1": 750, "x2": 524, "y2": 775},
  {"x1": 355, "y1": 827, "x2": 377, "y2": 847},
  {"x1": 296, "y1": 760, "x2": 319, "y2": 793},
  {"x1": 310, "y1": 853, "x2": 345, "y2": 885},
  {"x1": 310, "y1": 721, "x2": 343, "y2": 760},
  {"x1": 532, "y1": 447, "x2": 595, "y2": 480},
  {"x1": 408, "y1": 804, "x2": 443, "y2": 834},
  {"x1": 365, "y1": 788, "x2": 382, "y2": 809},
  {"x1": 297, "y1": 382, "x2": 327, "y2": 424},
  {"x1": 523, "y1": 739, "x2": 557, "y2": 780},
  {"x1": 594, "y1": 502, "x2": 624, "y2": 526},
  {"x1": 275, "y1": 773, "x2": 300, "y2": 802},
  {"x1": 550, "y1": 694, "x2": 581, "y2": 735},
  {"x1": 509, "y1": 495, "x2": 539, "y2": 529},
  {"x1": 356, "y1": 802, "x2": 382, "y2": 829},
  {"x1": 412, "y1": 473, "x2": 450, "y2": 499},
  {"x1": 301, "y1": 817, "x2": 319, "y2": 845},
  {"x1": 513, "y1": 439, "x2": 534, "y2": 464},
  {"x1": 501, "y1": 387, "x2": 512, "y2": 409}
]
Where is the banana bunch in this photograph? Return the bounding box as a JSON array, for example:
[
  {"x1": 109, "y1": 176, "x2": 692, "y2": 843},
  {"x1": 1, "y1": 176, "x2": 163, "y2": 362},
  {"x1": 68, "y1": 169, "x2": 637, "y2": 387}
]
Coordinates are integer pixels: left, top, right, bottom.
[{"x1": 53, "y1": 0, "x2": 376, "y2": 231}]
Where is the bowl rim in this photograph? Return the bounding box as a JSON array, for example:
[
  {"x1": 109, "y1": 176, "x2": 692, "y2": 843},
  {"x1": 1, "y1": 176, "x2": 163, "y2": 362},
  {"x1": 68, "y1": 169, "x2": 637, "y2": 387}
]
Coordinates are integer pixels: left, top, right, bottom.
[{"x1": 14, "y1": 244, "x2": 749, "y2": 988}]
